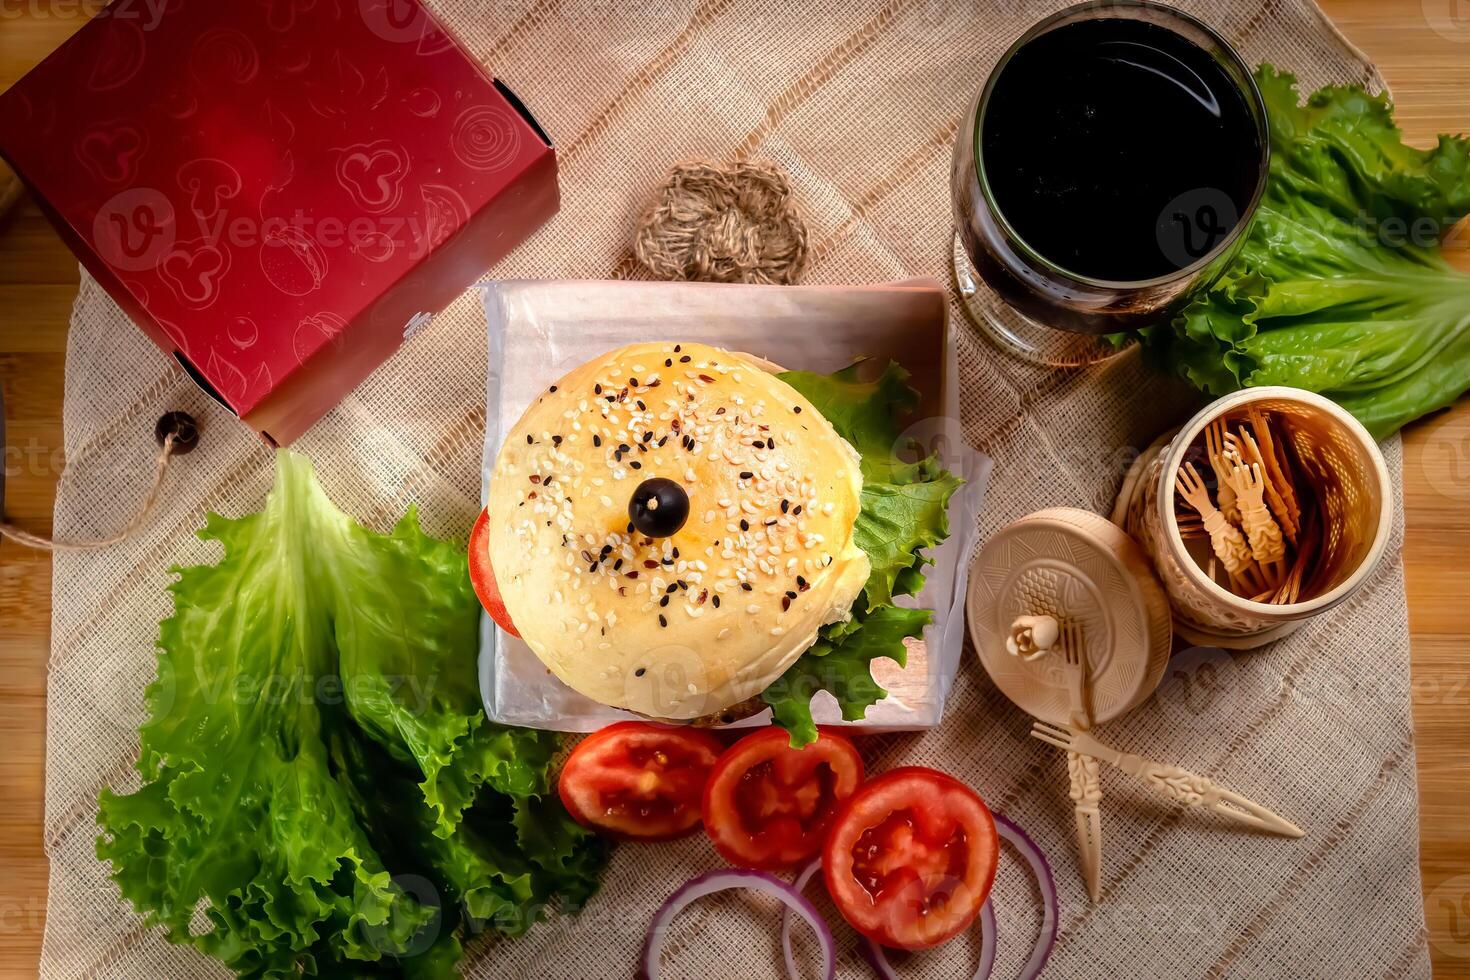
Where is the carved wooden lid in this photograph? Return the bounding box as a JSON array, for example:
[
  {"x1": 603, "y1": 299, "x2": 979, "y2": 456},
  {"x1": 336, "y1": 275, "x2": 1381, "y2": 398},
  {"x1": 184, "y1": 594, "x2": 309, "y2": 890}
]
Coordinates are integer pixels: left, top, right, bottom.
[{"x1": 967, "y1": 507, "x2": 1172, "y2": 725}]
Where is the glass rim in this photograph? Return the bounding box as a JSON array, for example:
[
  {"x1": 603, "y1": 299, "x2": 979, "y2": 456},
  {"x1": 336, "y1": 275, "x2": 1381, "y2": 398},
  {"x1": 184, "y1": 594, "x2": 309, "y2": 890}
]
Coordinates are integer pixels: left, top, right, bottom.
[{"x1": 971, "y1": 0, "x2": 1272, "y2": 291}]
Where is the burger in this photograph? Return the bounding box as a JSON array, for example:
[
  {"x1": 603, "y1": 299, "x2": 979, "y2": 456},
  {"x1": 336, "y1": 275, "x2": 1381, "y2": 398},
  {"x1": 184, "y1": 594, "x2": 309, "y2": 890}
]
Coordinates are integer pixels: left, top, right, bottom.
[{"x1": 469, "y1": 341, "x2": 960, "y2": 745}]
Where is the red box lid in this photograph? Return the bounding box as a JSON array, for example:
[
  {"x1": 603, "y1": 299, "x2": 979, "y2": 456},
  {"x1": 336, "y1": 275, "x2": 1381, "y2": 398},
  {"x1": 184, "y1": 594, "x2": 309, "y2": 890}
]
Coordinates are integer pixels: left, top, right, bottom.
[{"x1": 0, "y1": 0, "x2": 558, "y2": 444}]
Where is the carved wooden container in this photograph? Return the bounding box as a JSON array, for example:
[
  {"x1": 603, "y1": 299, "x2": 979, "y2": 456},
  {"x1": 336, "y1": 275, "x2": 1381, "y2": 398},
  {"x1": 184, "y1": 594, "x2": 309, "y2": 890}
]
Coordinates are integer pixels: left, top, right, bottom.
[{"x1": 1114, "y1": 387, "x2": 1392, "y2": 649}]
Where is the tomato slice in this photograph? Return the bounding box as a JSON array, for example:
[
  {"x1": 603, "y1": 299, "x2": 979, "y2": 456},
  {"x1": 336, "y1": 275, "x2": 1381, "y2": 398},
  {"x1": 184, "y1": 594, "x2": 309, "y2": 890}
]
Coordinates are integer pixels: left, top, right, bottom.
[
  {"x1": 558, "y1": 721, "x2": 725, "y2": 840},
  {"x1": 823, "y1": 767, "x2": 999, "y2": 951},
  {"x1": 468, "y1": 507, "x2": 519, "y2": 638},
  {"x1": 702, "y1": 728, "x2": 864, "y2": 870}
]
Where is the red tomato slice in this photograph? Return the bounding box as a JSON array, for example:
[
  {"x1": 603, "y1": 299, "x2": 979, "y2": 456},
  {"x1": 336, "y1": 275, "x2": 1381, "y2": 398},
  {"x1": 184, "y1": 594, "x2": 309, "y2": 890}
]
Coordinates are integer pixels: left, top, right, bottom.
[
  {"x1": 558, "y1": 721, "x2": 725, "y2": 840},
  {"x1": 468, "y1": 507, "x2": 519, "y2": 638},
  {"x1": 702, "y1": 728, "x2": 864, "y2": 870},
  {"x1": 823, "y1": 767, "x2": 999, "y2": 951}
]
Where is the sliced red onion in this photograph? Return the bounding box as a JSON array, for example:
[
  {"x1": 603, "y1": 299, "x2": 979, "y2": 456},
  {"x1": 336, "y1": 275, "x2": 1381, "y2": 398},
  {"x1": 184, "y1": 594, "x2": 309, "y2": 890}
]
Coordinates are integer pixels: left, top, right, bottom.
[
  {"x1": 857, "y1": 813, "x2": 1057, "y2": 980},
  {"x1": 640, "y1": 868, "x2": 835, "y2": 980},
  {"x1": 861, "y1": 899, "x2": 996, "y2": 980},
  {"x1": 994, "y1": 812, "x2": 1059, "y2": 980},
  {"x1": 781, "y1": 859, "x2": 826, "y2": 979},
  {"x1": 977, "y1": 901, "x2": 998, "y2": 978}
]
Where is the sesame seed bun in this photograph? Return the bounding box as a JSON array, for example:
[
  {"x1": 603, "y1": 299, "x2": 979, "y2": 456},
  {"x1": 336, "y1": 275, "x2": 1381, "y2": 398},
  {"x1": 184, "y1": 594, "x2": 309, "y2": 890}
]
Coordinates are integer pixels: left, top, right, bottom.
[{"x1": 485, "y1": 341, "x2": 870, "y2": 720}]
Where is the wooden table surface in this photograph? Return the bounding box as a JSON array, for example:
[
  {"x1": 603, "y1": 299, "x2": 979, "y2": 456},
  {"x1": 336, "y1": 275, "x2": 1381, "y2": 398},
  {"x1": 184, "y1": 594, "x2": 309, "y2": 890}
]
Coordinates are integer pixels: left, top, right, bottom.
[{"x1": 2, "y1": 1, "x2": 1469, "y2": 977}]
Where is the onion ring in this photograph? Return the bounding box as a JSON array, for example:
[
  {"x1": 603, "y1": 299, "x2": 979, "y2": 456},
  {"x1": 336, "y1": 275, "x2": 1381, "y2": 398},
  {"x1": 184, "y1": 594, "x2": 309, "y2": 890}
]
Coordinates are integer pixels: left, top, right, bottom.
[
  {"x1": 640, "y1": 868, "x2": 836, "y2": 980},
  {"x1": 852, "y1": 812, "x2": 1056, "y2": 980},
  {"x1": 993, "y1": 813, "x2": 1059, "y2": 980},
  {"x1": 861, "y1": 899, "x2": 997, "y2": 980},
  {"x1": 781, "y1": 859, "x2": 826, "y2": 979}
]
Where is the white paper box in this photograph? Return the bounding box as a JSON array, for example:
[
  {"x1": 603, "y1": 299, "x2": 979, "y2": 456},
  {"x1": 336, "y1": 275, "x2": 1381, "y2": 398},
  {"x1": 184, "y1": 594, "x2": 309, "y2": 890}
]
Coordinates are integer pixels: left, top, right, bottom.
[{"x1": 478, "y1": 279, "x2": 991, "y2": 733}]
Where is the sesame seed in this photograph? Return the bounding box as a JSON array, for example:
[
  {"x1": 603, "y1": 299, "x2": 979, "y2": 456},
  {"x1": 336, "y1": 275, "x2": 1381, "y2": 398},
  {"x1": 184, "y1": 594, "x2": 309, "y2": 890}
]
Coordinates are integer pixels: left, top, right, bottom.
[
  {"x1": 741, "y1": 582, "x2": 753, "y2": 592},
  {"x1": 659, "y1": 615, "x2": 668, "y2": 628},
  {"x1": 526, "y1": 434, "x2": 534, "y2": 445},
  {"x1": 746, "y1": 604, "x2": 761, "y2": 614},
  {"x1": 679, "y1": 355, "x2": 691, "y2": 363},
  {"x1": 549, "y1": 385, "x2": 557, "y2": 392}
]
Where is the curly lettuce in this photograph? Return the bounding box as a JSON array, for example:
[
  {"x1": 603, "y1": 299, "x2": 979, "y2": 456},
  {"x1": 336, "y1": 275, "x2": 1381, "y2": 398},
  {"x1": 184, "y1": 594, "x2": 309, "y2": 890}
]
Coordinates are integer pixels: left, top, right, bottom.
[
  {"x1": 761, "y1": 362, "x2": 963, "y2": 746},
  {"x1": 1140, "y1": 66, "x2": 1470, "y2": 439},
  {"x1": 97, "y1": 451, "x2": 605, "y2": 979}
]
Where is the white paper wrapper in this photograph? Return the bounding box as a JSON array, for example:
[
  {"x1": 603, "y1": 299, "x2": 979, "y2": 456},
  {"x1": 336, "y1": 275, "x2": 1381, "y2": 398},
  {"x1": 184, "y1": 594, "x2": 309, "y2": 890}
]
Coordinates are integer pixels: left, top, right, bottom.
[{"x1": 477, "y1": 279, "x2": 991, "y2": 732}]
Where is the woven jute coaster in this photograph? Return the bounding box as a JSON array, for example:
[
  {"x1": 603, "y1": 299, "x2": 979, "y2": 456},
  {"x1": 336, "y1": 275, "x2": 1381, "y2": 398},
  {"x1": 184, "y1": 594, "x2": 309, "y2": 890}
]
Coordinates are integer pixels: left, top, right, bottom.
[{"x1": 634, "y1": 159, "x2": 808, "y2": 284}]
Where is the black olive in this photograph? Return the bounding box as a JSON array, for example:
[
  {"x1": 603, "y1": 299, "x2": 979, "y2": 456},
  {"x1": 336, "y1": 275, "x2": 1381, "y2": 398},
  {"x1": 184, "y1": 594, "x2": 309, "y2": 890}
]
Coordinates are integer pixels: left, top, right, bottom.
[{"x1": 628, "y1": 478, "x2": 689, "y2": 538}]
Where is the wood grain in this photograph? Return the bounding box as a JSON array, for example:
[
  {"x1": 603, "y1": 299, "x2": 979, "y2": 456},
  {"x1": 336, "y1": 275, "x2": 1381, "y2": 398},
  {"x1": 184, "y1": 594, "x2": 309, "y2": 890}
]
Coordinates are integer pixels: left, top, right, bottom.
[{"x1": 0, "y1": 2, "x2": 1468, "y2": 977}]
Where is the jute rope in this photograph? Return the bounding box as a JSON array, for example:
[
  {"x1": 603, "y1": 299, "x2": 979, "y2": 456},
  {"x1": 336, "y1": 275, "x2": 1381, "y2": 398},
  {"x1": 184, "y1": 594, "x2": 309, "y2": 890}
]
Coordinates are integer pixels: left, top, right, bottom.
[
  {"x1": 634, "y1": 159, "x2": 808, "y2": 284},
  {"x1": 0, "y1": 412, "x2": 195, "y2": 552}
]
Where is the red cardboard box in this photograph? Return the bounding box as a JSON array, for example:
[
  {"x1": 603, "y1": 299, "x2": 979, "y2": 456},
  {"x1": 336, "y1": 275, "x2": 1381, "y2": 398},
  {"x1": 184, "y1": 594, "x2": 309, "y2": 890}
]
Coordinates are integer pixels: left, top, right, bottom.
[{"x1": 0, "y1": 0, "x2": 558, "y2": 445}]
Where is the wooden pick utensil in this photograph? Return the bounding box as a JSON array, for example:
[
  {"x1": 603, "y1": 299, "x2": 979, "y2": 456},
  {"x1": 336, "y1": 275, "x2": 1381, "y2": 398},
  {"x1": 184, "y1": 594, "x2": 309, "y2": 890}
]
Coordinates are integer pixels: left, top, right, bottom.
[
  {"x1": 1031, "y1": 722, "x2": 1305, "y2": 838},
  {"x1": 1240, "y1": 411, "x2": 1299, "y2": 543}
]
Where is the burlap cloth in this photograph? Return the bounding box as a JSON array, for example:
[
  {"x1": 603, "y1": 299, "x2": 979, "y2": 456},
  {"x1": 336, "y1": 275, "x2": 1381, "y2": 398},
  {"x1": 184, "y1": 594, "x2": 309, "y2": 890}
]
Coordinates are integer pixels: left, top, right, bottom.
[{"x1": 39, "y1": 1, "x2": 1428, "y2": 977}]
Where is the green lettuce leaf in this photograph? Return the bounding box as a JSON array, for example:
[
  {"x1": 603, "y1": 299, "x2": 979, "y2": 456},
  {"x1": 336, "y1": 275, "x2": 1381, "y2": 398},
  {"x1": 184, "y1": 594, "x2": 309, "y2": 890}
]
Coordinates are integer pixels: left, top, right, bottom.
[
  {"x1": 97, "y1": 451, "x2": 604, "y2": 979},
  {"x1": 761, "y1": 362, "x2": 963, "y2": 746},
  {"x1": 1142, "y1": 66, "x2": 1470, "y2": 439}
]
